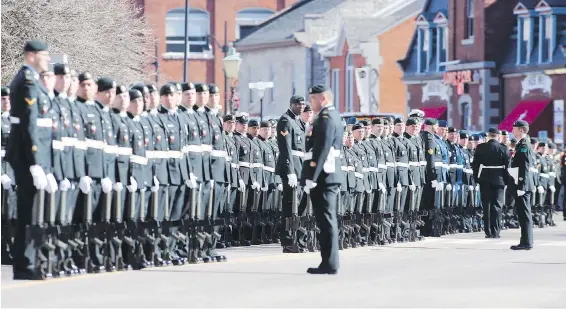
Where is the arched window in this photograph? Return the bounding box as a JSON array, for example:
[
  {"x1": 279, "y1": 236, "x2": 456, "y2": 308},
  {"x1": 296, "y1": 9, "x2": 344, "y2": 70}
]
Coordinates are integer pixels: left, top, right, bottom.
[
  {"x1": 345, "y1": 53, "x2": 355, "y2": 112},
  {"x1": 236, "y1": 8, "x2": 275, "y2": 40},
  {"x1": 461, "y1": 103, "x2": 470, "y2": 129},
  {"x1": 165, "y1": 8, "x2": 210, "y2": 54}
]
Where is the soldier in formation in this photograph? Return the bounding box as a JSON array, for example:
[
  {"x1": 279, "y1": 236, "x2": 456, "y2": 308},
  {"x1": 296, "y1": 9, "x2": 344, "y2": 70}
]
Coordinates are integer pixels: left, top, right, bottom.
[{"x1": 2, "y1": 40, "x2": 562, "y2": 280}]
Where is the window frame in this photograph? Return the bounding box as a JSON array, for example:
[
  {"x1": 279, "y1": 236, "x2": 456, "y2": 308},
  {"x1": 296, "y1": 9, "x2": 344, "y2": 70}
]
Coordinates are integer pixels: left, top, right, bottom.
[
  {"x1": 345, "y1": 53, "x2": 355, "y2": 112},
  {"x1": 466, "y1": 0, "x2": 475, "y2": 39},
  {"x1": 235, "y1": 8, "x2": 275, "y2": 40},
  {"x1": 331, "y1": 69, "x2": 341, "y2": 109},
  {"x1": 165, "y1": 8, "x2": 211, "y2": 56}
]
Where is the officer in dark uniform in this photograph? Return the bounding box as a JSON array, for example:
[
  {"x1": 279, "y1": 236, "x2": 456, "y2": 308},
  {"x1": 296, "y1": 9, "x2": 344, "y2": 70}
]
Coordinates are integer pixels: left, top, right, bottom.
[
  {"x1": 510, "y1": 120, "x2": 534, "y2": 250},
  {"x1": 535, "y1": 142, "x2": 549, "y2": 226},
  {"x1": 403, "y1": 118, "x2": 421, "y2": 241},
  {"x1": 6, "y1": 40, "x2": 54, "y2": 279},
  {"x1": 391, "y1": 118, "x2": 411, "y2": 241},
  {"x1": 232, "y1": 113, "x2": 254, "y2": 245},
  {"x1": 276, "y1": 95, "x2": 306, "y2": 253},
  {"x1": 258, "y1": 121, "x2": 276, "y2": 243},
  {"x1": 222, "y1": 114, "x2": 239, "y2": 246},
  {"x1": 457, "y1": 131, "x2": 474, "y2": 232},
  {"x1": 472, "y1": 128, "x2": 509, "y2": 239},
  {"x1": 420, "y1": 119, "x2": 442, "y2": 237},
  {"x1": 246, "y1": 120, "x2": 264, "y2": 243},
  {"x1": 350, "y1": 123, "x2": 369, "y2": 245},
  {"x1": 301, "y1": 85, "x2": 343, "y2": 274},
  {"x1": 445, "y1": 127, "x2": 463, "y2": 233},
  {"x1": 2, "y1": 86, "x2": 17, "y2": 265}
]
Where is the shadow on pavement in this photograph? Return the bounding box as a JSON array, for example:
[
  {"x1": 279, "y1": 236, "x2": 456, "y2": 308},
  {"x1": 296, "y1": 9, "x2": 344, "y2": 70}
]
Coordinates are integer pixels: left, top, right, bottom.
[{"x1": 143, "y1": 269, "x2": 307, "y2": 276}]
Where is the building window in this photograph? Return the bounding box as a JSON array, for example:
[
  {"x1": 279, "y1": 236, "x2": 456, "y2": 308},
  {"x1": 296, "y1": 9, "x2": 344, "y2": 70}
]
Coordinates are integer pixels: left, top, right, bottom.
[
  {"x1": 290, "y1": 63, "x2": 296, "y2": 96},
  {"x1": 331, "y1": 69, "x2": 340, "y2": 109},
  {"x1": 540, "y1": 15, "x2": 555, "y2": 63},
  {"x1": 236, "y1": 8, "x2": 275, "y2": 40},
  {"x1": 437, "y1": 27, "x2": 448, "y2": 71},
  {"x1": 466, "y1": 0, "x2": 475, "y2": 39},
  {"x1": 461, "y1": 102, "x2": 471, "y2": 130},
  {"x1": 165, "y1": 8, "x2": 211, "y2": 54},
  {"x1": 517, "y1": 17, "x2": 532, "y2": 64},
  {"x1": 269, "y1": 65, "x2": 275, "y2": 104},
  {"x1": 345, "y1": 53, "x2": 355, "y2": 112}
]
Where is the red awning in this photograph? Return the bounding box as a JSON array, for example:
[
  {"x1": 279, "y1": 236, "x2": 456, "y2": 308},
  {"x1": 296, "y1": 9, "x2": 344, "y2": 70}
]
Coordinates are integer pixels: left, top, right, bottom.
[
  {"x1": 498, "y1": 100, "x2": 550, "y2": 132},
  {"x1": 422, "y1": 106, "x2": 447, "y2": 119}
]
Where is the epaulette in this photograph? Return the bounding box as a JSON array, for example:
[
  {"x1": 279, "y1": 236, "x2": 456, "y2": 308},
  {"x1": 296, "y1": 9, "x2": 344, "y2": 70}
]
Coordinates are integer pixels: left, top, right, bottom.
[{"x1": 24, "y1": 69, "x2": 34, "y2": 84}]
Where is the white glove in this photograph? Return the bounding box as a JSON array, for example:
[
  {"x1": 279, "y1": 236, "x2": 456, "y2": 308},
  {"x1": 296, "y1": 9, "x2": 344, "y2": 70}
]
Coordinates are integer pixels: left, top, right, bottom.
[
  {"x1": 409, "y1": 184, "x2": 416, "y2": 191},
  {"x1": 1, "y1": 174, "x2": 12, "y2": 189},
  {"x1": 378, "y1": 183, "x2": 386, "y2": 192},
  {"x1": 151, "y1": 176, "x2": 159, "y2": 192},
  {"x1": 101, "y1": 177, "x2": 113, "y2": 193},
  {"x1": 127, "y1": 176, "x2": 138, "y2": 193},
  {"x1": 475, "y1": 184, "x2": 480, "y2": 191},
  {"x1": 304, "y1": 180, "x2": 317, "y2": 194},
  {"x1": 537, "y1": 186, "x2": 544, "y2": 194},
  {"x1": 59, "y1": 178, "x2": 71, "y2": 192},
  {"x1": 277, "y1": 184, "x2": 283, "y2": 191},
  {"x1": 436, "y1": 182, "x2": 444, "y2": 191},
  {"x1": 30, "y1": 165, "x2": 47, "y2": 190},
  {"x1": 252, "y1": 182, "x2": 260, "y2": 190},
  {"x1": 287, "y1": 174, "x2": 298, "y2": 188},
  {"x1": 446, "y1": 184, "x2": 452, "y2": 191},
  {"x1": 550, "y1": 185, "x2": 556, "y2": 193},
  {"x1": 261, "y1": 186, "x2": 268, "y2": 192},
  {"x1": 431, "y1": 180, "x2": 438, "y2": 189},
  {"x1": 396, "y1": 183, "x2": 402, "y2": 192},
  {"x1": 45, "y1": 173, "x2": 58, "y2": 194},
  {"x1": 517, "y1": 190, "x2": 526, "y2": 197},
  {"x1": 210, "y1": 180, "x2": 214, "y2": 189},
  {"x1": 190, "y1": 173, "x2": 198, "y2": 188},
  {"x1": 238, "y1": 179, "x2": 245, "y2": 191},
  {"x1": 469, "y1": 185, "x2": 474, "y2": 191},
  {"x1": 113, "y1": 182, "x2": 124, "y2": 192},
  {"x1": 79, "y1": 176, "x2": 92, "y2": 194}
]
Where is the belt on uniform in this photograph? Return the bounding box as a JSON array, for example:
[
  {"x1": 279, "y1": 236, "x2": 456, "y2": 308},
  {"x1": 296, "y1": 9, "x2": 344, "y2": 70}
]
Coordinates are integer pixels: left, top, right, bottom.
[
  {"x1": 463, "y1": 168, "x2": 473, "y2": 174},
  {"x1": 201, "y1": 145, "x2": 212, "y2": 152},
  {"x1": 74, "y1": 140, "x2": 88, "y2": 150},
  {"x1": 409, "y1": 162, "x2": 420, "y2": 167},
  {"x1": 130, "y1": 155, "x2": 148, "y2": 165},
  {"x1": 36, "y1": 118, "x2": 53, "y2": 127},
  {"x1": 355, "y1": 172, "x2": 363, "y2": 178},
  {"x1": 291, "y1": 150, "x2": 304, "y2": 157},
  {"x1": 185, "y1": 145, "x2": 202, "y2": 153},
  {"x1": 369, "y1": 167, "x2": 379, "y2": 172},
  {"x1": 9, "y1": 116, "x2": 20, "y2": 124},
  {"x1": 252, "y1": 163, "x2": 263, "y2": 168},
  {"x1": 529, "y1": 167, "x2": 538, "y2": 173},
  {"x1": 478, "y1": 164, "x2": 504, "y2": 178},
  {"x1": 115, "y1": 146, "x2": 133, "y2": 156},
  {"x1": 263, "y1": 166, "x2": 275, "y2": 173},
  {"x1": 540, "y1": 173, "x2": 549, "y2": 178},
  {"x1": 362, "y1": 167, "x2": 369, "y2": 173},
  {"x1": 434, "y1": 162, "x2": 443, "y2": 167},
  {"x1": 231, "y1": 163, "x2": 239, "y2": 169},
  {"x1": 549, "y1": 172, "x2": 556, "y2": 177},
  {"x1": 419, "y1": 161, "x2": 427, "y2": 166},
  {"x1": 168, "y1": 151, "x2": 183, "y2": 159},
  {"x1": 211, "y1": 150, "x2": 227, "y2": 158},
  {"x1": 1, "y1": 149, "x2": 5, "y2": 158},
  {"x1": 239, "y1": 161, "x2": 252, "y2": 168},
  {"x1": 395, "y1": 162, "x2": 409, "y2": 168},
  {"x1": 52, "y1": 140, "x2": 65, "y2": 150},
  {"x1": 226, "y1": 156, "x2": 232, "y2": 162},
  {"x1": 442, "y1": 163, "x2": 449, "y2": 169},
  {"x1": 61, "y1": 137, "x2": 77, "y2": 147},
  {"x1": 151, "y1": 150, "x2": 170, "y2": 159},
  {"x1": 304, "y1": 149, "x2": 340, "y2": 161},
  {"x1": 377, "y1": 164, "x2": 387, "y2": 170},
  {"x1": 103, "y1": 145, "x2": 119, "y2": 154},
  {"x1": 85, "y1": 139, "x2": 105, "y2": 150},
  {"x1": 341, "y1": 166, "x2": 348, "y2": 171},
  {"x1": 385, "y1": 162, "x2": 395, "y2": 168}
]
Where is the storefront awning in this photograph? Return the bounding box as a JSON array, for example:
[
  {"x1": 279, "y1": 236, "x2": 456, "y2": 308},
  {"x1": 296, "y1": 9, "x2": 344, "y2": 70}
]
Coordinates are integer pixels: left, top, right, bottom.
[
  {"x1": 422, "y1": 106, "x2": 447, "y2": 119},
  {"x1": 498, "y1": 100, "x2": 550, "y2": 132}
]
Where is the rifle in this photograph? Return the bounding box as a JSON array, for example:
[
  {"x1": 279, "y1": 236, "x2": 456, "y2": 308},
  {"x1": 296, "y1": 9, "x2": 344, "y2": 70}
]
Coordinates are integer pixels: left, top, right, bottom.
[
  {"x1": 223, "y1": 185, "x2": 235, "y2": 246},
  {"x1": 237, "y1": 185, "x2": 251, "y2": 246},
  {"x1": 285, "y1": 187, "x2": 305, "y2": 253},
  {"x1": 1, "y1": 186, "x2": 14, "y2": 265},
  {"x1": 250, "y1": 188, "x2": 263, "y2": 245},
  {"x1": 27, "y1": 189, "x2": 56, "y2": 279}
]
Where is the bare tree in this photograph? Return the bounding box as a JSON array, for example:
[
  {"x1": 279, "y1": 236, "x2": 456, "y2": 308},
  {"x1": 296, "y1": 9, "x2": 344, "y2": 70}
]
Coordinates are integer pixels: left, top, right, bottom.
[{"x1": 1, "y1": 0, "x2": 155, "y2": 86}]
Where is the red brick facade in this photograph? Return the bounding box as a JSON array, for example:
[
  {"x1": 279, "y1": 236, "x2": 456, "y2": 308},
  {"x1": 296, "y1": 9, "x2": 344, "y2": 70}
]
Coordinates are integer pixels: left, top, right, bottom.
[{"x1": 328, "y1": 41, "x2": 366, "y2": 113}]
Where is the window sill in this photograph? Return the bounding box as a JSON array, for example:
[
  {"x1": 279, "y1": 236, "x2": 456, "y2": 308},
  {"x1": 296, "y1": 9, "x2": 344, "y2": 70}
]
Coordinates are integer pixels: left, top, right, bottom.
[
  {"x1": 461, "y1": 38, "x2": 475, "y2": 46},
  {"x1": 162, "y1": 52, "x2": 215, "y2": 60}
]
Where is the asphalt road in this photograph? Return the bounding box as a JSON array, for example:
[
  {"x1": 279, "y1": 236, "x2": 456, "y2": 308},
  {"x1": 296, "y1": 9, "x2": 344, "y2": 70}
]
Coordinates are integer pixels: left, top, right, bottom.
[{"x1": 2, "y1": 218, "x2": 565, "y2": 308}]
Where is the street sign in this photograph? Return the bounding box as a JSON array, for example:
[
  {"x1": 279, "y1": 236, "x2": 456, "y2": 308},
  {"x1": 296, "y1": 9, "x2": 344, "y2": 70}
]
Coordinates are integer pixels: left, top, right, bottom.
[
  {"x1": 553, "y1": 99, "x2": 564, "y2": 144},
  {"x1": 538, "y1": 130, "x2": 548, "y2": 143}
]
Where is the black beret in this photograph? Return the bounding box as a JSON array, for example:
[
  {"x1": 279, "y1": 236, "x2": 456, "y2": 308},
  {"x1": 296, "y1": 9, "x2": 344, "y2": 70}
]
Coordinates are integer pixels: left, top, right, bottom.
[
  {"x1": 459, "y1": 131, "x2": 469, "y2": 139},
  {"x1": 488, "y1": 127, "x2": 500, "y2": 134},
  {"x1": 510, "y1": 138, "x2": 517, "y2": 144},
  {"x1": 248, "y1": 119, "x2": 259, "y2": 127},
  {"x1": 53, "y1": 63, "x2": 70, "y2": 76},
  {"x1": 537, "y1": 142, "x2": 547, "y2": 147},
  {"x1": 116, "y1": 85, "x2": 128, "y2": 95},
  {"x1": 382, "y1": 119, "x2": 390, "y2": 126},
  {"x1": 438, "y1": 120, "x2": 447, "y2": 128},
  {"x1": 309, "y1": 85, "x2": 327, "y2": 94},
  {"x1": 223, "y1": 114, "x2": 235, "y2": 122},
  {"x1": 159, "y1": 83, "x2": 177, "y2": 96},
  {"x1": 447, "y1": 127, "x2": 457, "y2": 133},
  {"x1": 195, "y1": 83, "x2": 209, "y2": 93},
  {"x1": 269, "y1": 119, "x2": 278, "y2": 126},
  {"x1": 549, "y1": 143, "x2": 556, "y2": 149},
  {"x1": 303, "y1": 105, "x2": 312, "y2": 112},
  {"x1": 472, "y1": 134, "x2": 480, "y2": 141},
  {"x1": 78, "y1": 72, "x2": 94, "y2": 83},
  {"x1": 24, "y1": 40, "x2": 48, "y2": 52},
  {"x1": 513, "y1": 120, "x2": 529, "y2": 128},
  {"x1": 479, "y1": 132, "x2": 487, "y2": 138},
  {"x1": 236, "y1": 114, "x2": 249, "y2": 124},
  {"x1": 208, "y1": 84, "x2": 219, "y2": 94},
  {"x1": 146, "y1": 84, "x2": 157, "y2": 93},
  {"x1": 1, "y1": 86, "x2": 10, "y2": 97},
  {"x1": 530, "y1": 138, "x2": 538, "y2": 144},
  {"x1": 501, "y1": 130, "x2": 508, "y2": 136},
  {"x1": 359, "y1": 120, "x2": 369, "y2": 127},
  {"x1": 290, "y1": 95, "x2": 305, "y2": 104},
  {"x1": 131, "y1": 83, "x2": 149, "y2": 95},
  {"x1": 406, "y1": 118, "x2": 418, "y2": 126},
  {"x1": 181, "y1": 82, "x2": 195, "y2": 92},
  {"x1": 129, "y1": 89, "x2": 143, "y2": 101},
  {"x1": 372, "y1": 118, "x2": 383, "y2": 125},
  {"x1": 424, "y1": 118, "x2": 438, "y2": 126},
  {"x1": 174, "y1": 82, "x2": 183, "y2": 92},
  {"x1": 394, "y1": 117, "x2": 404, "y2": 125},
  {"x1": 97, "y1": 77, "x2": 116, "y2": 92},
  {"x1": 352, "y1": 123, "x2": 364, "y2": 131},
  {"x1": 260, "y1": 121, "x2": 270, "y2": 128}
]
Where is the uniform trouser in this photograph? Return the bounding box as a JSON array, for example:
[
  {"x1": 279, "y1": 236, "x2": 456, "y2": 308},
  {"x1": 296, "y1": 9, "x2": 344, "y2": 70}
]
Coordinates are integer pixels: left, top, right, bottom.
[
  {"x1": 229, "y1": 186, "x2": 238, "y2": 213},
  {"x1": 12, "y1": 163, "x2": 38, "y2": 274},
  {"x1": 310, "y1": 183, "x2": 340, "y2": 271},
  {"x1": 1, "y1": 185, "x2": 17, "y2": 265},
  {"x1": 205, "y1": 181, "x2": 225, "y2": 256},
  {"x1": 72, "y1": 181, "x2": 104, "y2": 268},
  {"x1": 479, "y1": 184, "x2": 504, "y2": 237},
  {"x1": 340, "y1": 190, "x2": 350, "y2": 214},
  {"x1": 279, "y1": 178, "x2": 307, "y2": 248},
  {"x1": 515, "y1": 191, "x2": 533, "y2": 247}
]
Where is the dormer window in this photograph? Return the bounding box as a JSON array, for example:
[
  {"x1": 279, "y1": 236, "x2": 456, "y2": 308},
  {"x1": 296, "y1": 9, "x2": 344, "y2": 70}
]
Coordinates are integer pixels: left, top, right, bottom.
[
  {"x1": 517, "y1": 16, "x2": 533, "y2": 64},
  {"x1": 418, "y1": 28, "x2": 431, "y2": 73},
  {"x1": 466, "y1": 0, "x2": 475, "y2": 39},
  {"x1": 539, "y1": 14, "x2": 556, "y2": 63}
]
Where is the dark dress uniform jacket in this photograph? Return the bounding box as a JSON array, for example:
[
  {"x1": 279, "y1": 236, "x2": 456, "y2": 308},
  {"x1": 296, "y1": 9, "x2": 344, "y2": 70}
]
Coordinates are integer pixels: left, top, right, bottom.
[
  {"x1": 54, "y1": 93, "x2": 75, "y2": 181},
  {"x1": 6, "y1": 66, "x2": 53, "y2": 173},
  {"x1": 301, "y1": 105, "x2": 344, "y2": 185},
  {"x1": 233, "y1": 132, "x2": 255, "y2": 185},
  {"x1": 276, "y1": 109, "x2": 304, "y2": 177},
  {"x1": 193, "y1": 106, "x2": 212, "y2": 182},
  {"x1": 391, "y1": 132, "x2": 410, "y2": 186},
  {"x1": 352, "y1": 141, "x2": 370, "y2": 191},
  {"x1": 96, "y1": 103, "x2": 117, "y2": 182},
  {"x1": 57, "y1": 94, "x2": 86, "y2": 179},
  {"x1": 367, "y1": 134, "x2": 386, "y2": 186},
  {"x1": 111, "y1": 111, "x2": 132, "y2": 186},
  {"x1": 127, "y1": 116, "x2": 148, "y2": 187},
  {"x1": 382, "y1": 137, "x2": 396, "y2": 188},
  {"x1": 75, "y1": 97, "x2": 105, "y2": 179},
  {"x1": 259, "y1": 137, "x2": 276, "y2": 187},
  {"x1": 535, "y1": 153, "x2": 550, "y2": 188},
  {"x1": 404, "y1": 132, "x2": 421, "y2": 187},
  {"x1": 225, "y1": 133, "x2": 239, "y2": 188},
  {"x1": 512, "y1": 137, "x2": 535, "y2": 192},
  {"x1": 49, "y1": 96, "x2": 65, "y2": 182},
  {"x1": 1, "y1": 112, "x2": 15, "y2": 182},
  {"x1": 420, "y1": 131, "x2": 441, "y2": 183},
  {"x1": 178, "y1": 106, "x2": 203, "y2": 182},
  {"x1": 206, "y1": 108, "x2": 226, "y2": 183},
  {"x1": 248, "y1": 135, "x2": 264, "y2": 187},
  {"x1": 472, "y1": 139, "x2": 510, "y2": 186},
  {"x1": 156, "y1": 106, "x2": 189, "y2": 186}
]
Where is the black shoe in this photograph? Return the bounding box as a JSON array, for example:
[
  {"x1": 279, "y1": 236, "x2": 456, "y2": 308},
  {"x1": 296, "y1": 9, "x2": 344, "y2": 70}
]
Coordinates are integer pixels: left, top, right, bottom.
[
  {"x1": 492, "y1": 235, "x2": 500, "y2": 239},
  {"x1": 216, "y1": 242, "x2": 226, "y2": 249},
  {"x1": 485, "y1": 235, "x2": 492, "y2": 238},
  {"x1": 214, "y1": 255, "x2": 227, "y2": 262},
  {"x1": 510, "y1": 244, "x2": 532, "y2": 250},
  {"x1": 13, "y1": 271, "x2": 52, "y2": 280},
  {"x1": 306, "y1": 267, "x2": 337, "y2": 275}
]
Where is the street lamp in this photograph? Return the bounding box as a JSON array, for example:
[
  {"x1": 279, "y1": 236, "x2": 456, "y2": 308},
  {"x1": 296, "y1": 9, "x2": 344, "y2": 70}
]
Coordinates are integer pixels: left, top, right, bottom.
[
  {"x1": 249, "y1": 81, "x2": 274, "y2": 120},
  {"x1": 223, "y1": 46, "x2": 242, "y2": 113}
]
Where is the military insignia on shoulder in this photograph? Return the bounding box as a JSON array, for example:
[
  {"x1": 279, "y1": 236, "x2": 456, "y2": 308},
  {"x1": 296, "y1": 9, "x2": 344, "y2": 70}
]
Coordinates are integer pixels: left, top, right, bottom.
[
  {"x1": 310, "y1": 161, "x2": 316, "y2": 167},
  {"x1": 25, "y1": 98, "x2": 36, "y2": 105},
  {"x1": 31, "y1": 145, "x2": 38, "y2": 152},
  {"x1": 280, "y1": 130, "x2": 288, "y2": 136},
  {"x1": 428, "y1": 148, "x2": 434, "y2": 155},
  {"x1": 322, "y1": 115, "x2": 328, "y2": 119}
]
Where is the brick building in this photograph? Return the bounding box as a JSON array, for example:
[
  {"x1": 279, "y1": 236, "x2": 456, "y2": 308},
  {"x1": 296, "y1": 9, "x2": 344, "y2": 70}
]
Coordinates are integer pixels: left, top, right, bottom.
[
  {"x1": 399, "y1": 0, "x2": 566, "y2": 141},
  {"x1": 139, "y1": 0, "x2": 296, "y2": 109}
]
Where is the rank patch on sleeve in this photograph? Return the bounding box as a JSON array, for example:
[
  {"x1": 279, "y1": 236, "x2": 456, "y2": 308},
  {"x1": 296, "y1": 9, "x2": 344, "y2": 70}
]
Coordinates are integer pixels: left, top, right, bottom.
[
  {"x1": 310, "y1": 161, "x2": 316, "y2": 167},
  {"x1": 31, "y1": 145, "x2": 38, "y2": 152},
  {"x1": 280, "y1": 130, "x2": 288, "y2": 136},
  {"x1": 427, "y1": 148, "x2": 434, "y2": 155},
  {"x1": 25, "y1": 98, "x2": 36, "y2": 105}
]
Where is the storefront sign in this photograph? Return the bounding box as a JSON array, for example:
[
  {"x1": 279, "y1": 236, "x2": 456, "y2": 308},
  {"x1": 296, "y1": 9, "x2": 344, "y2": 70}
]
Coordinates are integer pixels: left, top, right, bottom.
[
  {"x1": 521, "y1": 73, "x2": 552, "y2": 98},
  {"x1": 554, "y1": 99, "x2": 564, "y2": 144},
  {"x1": 422, "y1": 80, "x2": 451, "y2": 103},
  {"x1": 443, "y1": 70, "x2": 478, "y2": 95}
]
